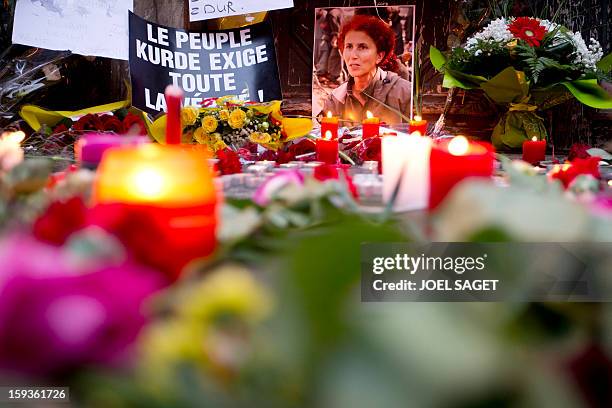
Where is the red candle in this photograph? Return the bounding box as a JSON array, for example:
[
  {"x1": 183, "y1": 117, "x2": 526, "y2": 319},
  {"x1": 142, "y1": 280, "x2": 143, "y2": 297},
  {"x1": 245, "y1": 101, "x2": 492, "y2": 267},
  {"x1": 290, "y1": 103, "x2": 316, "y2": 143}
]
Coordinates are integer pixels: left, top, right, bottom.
[
  {"x1": 409, "y1": 115, "x2": 428, "y2": 136},
  {"x1": 522, "y1": 136, "x2": 546, "y2": 164},
  {"x1": 320, "y1": 111, "x2": 339, "y2": 140},
  {"x1": 429, "y1": 136, "x2": 495, "y2": 210},
  {"x1": 165, "y1": 85, "x2": 183, "y2": 145},
  {"x1": 316, "y1": 130, "x2": 339, "y2": 164},
  {"x1": 362, "y1": 110, "x2": 380, "y2": 139}
]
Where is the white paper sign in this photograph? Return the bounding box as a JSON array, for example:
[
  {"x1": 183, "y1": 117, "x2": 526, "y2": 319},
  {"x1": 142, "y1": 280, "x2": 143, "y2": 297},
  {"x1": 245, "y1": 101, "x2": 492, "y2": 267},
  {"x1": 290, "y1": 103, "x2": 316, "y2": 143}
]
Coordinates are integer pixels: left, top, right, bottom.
[
  {"x1": 188, "y1": 0, "x2": 293, "y2": 22},
  {"x1": 12, "y1": 0, "x2": 133, "y2": 60}
]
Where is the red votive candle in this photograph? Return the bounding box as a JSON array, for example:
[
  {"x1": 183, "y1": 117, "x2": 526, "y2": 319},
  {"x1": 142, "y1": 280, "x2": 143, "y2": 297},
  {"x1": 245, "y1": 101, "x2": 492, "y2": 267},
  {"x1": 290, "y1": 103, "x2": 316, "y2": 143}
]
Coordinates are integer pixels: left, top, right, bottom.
[
  {"x1": 409, "y1": 115, "x2": 428, "y2": 136},
  {"x1": 362, "y1": 110, "x2": 380, "y2": 139},
  {"x1": 317, "y1": 130, "x2": 339, "y2": 164},
  {"x1": 320, "y1": 111, "x2": 339, "y2": 140},
  {"x1": 165, "y1": 85, "x2": 183, "y2": 145},
  {"x1": 522, "y1": 136, "x2": 546, "y2": 164},
  {"x1": 429, "y1": 136, "x2": 495, "y2": 210}
]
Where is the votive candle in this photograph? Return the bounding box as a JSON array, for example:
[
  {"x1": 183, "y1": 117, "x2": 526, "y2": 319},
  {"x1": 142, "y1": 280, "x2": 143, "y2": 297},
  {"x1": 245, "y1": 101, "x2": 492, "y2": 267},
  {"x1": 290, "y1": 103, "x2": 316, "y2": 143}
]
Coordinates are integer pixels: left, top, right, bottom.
[
  {"x1": 362, "y1": 110, "x2": 380, "y2": 139},
  {"x1": 409, "y1": 115, "x2": 428, "y2": 136},
  {"x1": 522, "y1": 136, "x2": 546, "y2": 164},
  {"x1": 320, "y1": 111, "x2": 339, "y2": 140},
  {"x1": 316, "y1": 130, "x2": 339, "y2": 164}
]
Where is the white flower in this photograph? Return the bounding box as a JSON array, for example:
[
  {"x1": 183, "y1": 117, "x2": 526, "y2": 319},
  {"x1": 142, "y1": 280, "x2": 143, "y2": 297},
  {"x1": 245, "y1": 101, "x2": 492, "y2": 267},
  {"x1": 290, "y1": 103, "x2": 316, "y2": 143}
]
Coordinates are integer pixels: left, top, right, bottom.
[
  {"x1": 570, "y1": 31, "x2": 603, "y2": 70},
  {"x1": 466, "y1": 18, "x2": 513, "y2": 50}
]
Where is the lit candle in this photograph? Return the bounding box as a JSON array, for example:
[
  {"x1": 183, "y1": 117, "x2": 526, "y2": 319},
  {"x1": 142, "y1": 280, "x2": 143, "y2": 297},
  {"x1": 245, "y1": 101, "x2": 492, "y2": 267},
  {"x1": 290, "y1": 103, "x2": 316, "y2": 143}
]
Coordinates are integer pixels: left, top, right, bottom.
[
  {"x1": 320, "y1": 111, "x2": 339, "y2": 140},
  {"x1": 429, "y1": 136, "x2": 495, "y2": 210},
  {"x1": 0, "y1": 131, "x2": 25, "y2": 171},
  {"x1": 522, "y1": 136, "x2": 546, "y2": 164},
  {"x1": 75, "y1": 134, "x2": 149, "y2": 169},
  {"x1": 409, "y1": 115, "x2": 428, "y2": 136},
  {"x1": 93, "y1": 144, "x2": 218, "y2": 278},
  {"x1": 165, "y1": 85, "x2": 183, "y2": 145},
  {"x1": 362, "y1": 111, "x2": 380, "y2": 139},
  {"x1": 316, "y1": 130, "x2": 339, "y2": 164},
  {"x1": 382, "y1": 133, "x2": 432, "y2": 211}
]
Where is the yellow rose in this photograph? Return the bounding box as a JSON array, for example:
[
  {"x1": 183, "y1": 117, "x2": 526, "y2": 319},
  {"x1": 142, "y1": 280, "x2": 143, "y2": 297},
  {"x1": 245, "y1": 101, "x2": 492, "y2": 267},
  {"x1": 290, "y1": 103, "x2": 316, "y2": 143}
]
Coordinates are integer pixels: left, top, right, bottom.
[
  {"x1": 193, "y1": 127, "x2": 208, "y2": 144},
  {"x1": 249, "y1": 132, "x2": 271, "y2": 144},
  {"x1": 201, "y1": 115, "x2": 218, "y2": 133},
  {"x1": 219, "y1": 109, "x2": 230, "y2": 121},
  {"x1": 181, "y1": 106, "x2": 199, "y2": 126},
  {"x1": 228, "y1": 109, "x2": 247, "y2": 129},
  {"x1": 212, "y1": 138, "x2": 227, "y2": 152}
]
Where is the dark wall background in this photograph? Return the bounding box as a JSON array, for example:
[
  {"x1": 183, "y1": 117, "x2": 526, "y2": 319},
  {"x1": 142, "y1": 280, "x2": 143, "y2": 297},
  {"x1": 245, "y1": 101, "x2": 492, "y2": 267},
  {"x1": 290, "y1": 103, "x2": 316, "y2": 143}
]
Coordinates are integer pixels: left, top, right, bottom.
[{"x1": 1, "y1": 0, "x2": 610, "y2": 148}]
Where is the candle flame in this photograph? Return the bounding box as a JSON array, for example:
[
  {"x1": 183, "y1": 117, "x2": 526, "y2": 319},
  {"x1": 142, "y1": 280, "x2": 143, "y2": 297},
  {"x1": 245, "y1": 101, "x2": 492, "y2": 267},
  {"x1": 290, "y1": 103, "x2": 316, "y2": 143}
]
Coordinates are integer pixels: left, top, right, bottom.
[
  {"x1": 562, "y1": 163, "x2": 571, "y2": 171},
  {"x1": 608, "y1": 180, "x2": 612, "y2": 187},
  {"x1": 1, "y1": 131, "x2": 25, "y2": 144},
  {"x1": 531, "y1": 136, "x2": 538, "y2": 142},
  {"x1": 326, "y1": 111, "x2": 333, "y2": 118},
  {"x1": 366, "y1": 110, "x2": 373, "y2": 119},
  {"x1": 448, "y1": 136, "x2": 469, "y2": 156},
  {"x1": 410, "y1": 131, "x2": 422, "y2": 137},
  {"x1": 414, "y1": 115, "x2": 422, "y2": 122},
  {"x1": 324, "y1": 130, "x2": 333, "y2": 140},
  {"x1": 131, "y1": 168, "x2": 166, "y2": 199}
]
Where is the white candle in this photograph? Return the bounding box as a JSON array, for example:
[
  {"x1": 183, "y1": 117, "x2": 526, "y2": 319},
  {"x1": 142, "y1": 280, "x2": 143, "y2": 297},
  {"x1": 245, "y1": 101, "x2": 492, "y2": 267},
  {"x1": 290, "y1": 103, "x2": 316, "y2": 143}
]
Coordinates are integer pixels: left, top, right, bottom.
[{"x1": 382, "y1": 134, "x2": 431, "y2": 211}]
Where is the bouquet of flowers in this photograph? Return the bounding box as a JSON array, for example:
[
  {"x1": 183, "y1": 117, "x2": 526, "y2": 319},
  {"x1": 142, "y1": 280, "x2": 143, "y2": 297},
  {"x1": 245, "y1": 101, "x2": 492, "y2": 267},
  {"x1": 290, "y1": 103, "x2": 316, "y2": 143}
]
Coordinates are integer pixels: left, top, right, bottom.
[
  {"x1": 175, "y1": 97, "x2": 312, "y2": 153},
  {"x1": 431, "y1": 17, "x2": 612, "y2": 149}
]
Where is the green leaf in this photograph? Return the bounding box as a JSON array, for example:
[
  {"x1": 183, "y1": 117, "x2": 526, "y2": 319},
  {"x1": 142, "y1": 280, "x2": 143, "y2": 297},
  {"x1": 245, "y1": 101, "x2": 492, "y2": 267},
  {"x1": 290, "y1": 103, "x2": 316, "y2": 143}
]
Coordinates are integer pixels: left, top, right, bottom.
[
  {"x1": 481, "y1": 67, "x2": 530, "y2": 104},
  {"x1": 429, "y1": 46, "x2": 447, "y2": 70},
  {"x1": 562, "y1": 79, "x2": 612, "y2": 109},
  {"x1": 597, "y1": 52, "x2": 612, "y2": 73}
]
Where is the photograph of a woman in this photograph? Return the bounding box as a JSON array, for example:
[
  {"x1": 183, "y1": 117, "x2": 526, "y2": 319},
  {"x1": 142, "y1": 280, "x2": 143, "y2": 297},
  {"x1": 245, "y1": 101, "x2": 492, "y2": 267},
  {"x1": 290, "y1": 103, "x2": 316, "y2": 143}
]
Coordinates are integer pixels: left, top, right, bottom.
[{"x1": 312, "y1": 6, "x2": 415, "y2": 125}]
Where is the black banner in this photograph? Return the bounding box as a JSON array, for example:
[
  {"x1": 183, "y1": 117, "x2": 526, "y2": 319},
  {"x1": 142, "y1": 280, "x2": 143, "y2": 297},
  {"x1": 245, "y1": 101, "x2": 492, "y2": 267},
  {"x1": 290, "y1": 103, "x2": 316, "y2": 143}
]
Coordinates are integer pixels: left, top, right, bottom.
[{"x1": 128, "y1": 12, "x2": 282, "y2": 115}]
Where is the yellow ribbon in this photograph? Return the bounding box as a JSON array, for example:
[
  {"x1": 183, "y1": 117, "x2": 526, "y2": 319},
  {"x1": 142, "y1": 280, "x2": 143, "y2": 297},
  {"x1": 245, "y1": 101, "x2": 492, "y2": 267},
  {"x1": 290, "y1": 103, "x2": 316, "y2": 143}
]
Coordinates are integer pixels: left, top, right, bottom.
[
  {"x1": 508, "y1": 102, "x2": 538, "y2": 112},
  {"x1": 20, "y1": 100, "x2": 130, "y2": 131}
]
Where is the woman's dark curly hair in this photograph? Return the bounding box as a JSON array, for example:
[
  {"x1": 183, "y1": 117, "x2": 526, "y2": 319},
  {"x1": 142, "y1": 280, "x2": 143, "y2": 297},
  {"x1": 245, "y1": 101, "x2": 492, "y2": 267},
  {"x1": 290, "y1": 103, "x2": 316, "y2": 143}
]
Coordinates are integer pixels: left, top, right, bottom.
[{"x1": 337, "y1": 14, "x2": 399, "y2": 73}]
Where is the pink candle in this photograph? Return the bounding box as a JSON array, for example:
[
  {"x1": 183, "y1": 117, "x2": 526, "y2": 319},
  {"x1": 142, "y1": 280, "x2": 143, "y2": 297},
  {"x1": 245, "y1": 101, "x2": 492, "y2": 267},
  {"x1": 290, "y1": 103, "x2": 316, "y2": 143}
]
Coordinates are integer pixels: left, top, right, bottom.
[
  {"x1": 522, "y1": 136, "x2": 546, "y2": 164},
  {"x1": 165, "y1": 85, "x2": 183, "y2": 145},
  {"x1": 75, "y1": 134, "x2": 149, "y2": 168}
]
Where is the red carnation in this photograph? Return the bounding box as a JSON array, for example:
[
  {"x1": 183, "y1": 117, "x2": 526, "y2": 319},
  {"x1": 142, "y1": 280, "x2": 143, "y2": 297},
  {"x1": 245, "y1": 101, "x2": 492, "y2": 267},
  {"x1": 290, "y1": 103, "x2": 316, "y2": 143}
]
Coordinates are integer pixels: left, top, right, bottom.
[
  {"x1": 568, "y1": 143, "x2": 591, "y2": 162},
  {"x1": 123, "y1": 113, "x2": 147, "y2": 135},
  {"x1": 99, "y1": 114, "x2": 125, "y2": 134},
  {"x1": 258, "y1": 150, "x2": 278, "y2": 162},
  {"x1": 32, "y1": 197, "x2": 88, "y2": 245},
  {"x1": 216, "y1": 148, "x2": 242, "y2": 175},
  {"x1": 509, "y1": 17, "x2": 547, "y2": 47},
  {"x1": 73, "y1": 114, "x2": 103, "y2": 132},
  {"x1": 549, "y1": 157, "x2": 601, "y2": 188}
]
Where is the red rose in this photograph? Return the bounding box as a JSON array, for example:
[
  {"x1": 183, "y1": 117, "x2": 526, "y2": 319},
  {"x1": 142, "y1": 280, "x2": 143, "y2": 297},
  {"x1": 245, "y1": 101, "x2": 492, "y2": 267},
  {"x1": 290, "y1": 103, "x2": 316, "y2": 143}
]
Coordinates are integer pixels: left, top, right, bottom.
[
  {"x1": 289, "y1": 139, "x2": 316, "y2": 159},
  {"x1": 568, "y1": 143, "x2": 591, "y2": 162},
  {"x1": 354, "y1": 136, "x2": 382, "y2": 173},
  {"x1": 549, "y1": 157, "x2": 601, "y2": 188},
  {"x1": 339, "y1": 133, "x2": 360, "y2": 150},
  {"x1": 258, "y1": 150, "x2": 278, "y2": 162},
  {"x1": 314, "y1": 164, "x2": 359, "y2": 199},
  {"x1": 32, "y1": 197, "x2": 88, "y2": 245},
  {"x1": 122, "y1": 113, "x2": 147, "y2": 135},
  {"x1": 99, "y1": 114, "x2": 125, "y2": 134},
  {"x1": 216, "y1": 148, "x2": 242, "y2": 175},
  {"x1": 73, "y1": 114, "x2": 103, "y2": 132},
  {"x1": 52, "y1": 124, "x2": 69, "y2": 134},
  {"x1": 276, "y1": 149, "x2": 294, "y2": 164}
]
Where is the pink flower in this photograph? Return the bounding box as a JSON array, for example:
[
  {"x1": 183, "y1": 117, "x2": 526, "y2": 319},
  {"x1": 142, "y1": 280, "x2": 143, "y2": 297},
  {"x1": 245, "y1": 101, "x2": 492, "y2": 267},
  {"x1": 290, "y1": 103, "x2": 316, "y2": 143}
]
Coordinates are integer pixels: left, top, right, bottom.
[
  {"x1": 0, "y1": 234, "x2": 162, "y2": 377},
  {"x1": 253, "y1": 170, "x2": 304, "y2": 206}
]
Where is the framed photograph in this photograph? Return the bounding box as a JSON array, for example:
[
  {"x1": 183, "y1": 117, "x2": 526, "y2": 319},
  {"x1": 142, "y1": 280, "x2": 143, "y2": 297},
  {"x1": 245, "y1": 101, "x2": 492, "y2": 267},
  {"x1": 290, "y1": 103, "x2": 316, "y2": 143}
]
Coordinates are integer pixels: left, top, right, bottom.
[{"x1": 312, "y1": 5, "x2": 416, "y2": 125}]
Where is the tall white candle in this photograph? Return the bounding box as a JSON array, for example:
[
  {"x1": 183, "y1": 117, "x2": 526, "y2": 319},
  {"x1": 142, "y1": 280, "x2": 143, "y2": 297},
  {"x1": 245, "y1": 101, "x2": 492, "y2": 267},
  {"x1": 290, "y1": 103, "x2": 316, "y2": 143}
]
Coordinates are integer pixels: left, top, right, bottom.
[{"x1": 382, "y1": 134, "x2": 431, "y2": 211}]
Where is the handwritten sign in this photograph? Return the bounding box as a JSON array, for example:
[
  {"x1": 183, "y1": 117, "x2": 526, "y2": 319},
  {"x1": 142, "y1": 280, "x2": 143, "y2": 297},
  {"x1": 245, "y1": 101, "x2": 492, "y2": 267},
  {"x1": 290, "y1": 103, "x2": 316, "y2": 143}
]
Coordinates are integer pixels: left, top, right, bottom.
[
  {"x1": 129, "y1": 12, "x2": 282, "y2": 115},
  {"x1": 12, "y1": 0, "x2": 133, "y2": 60},
  {"x1": 188, "y1": 0, "x2": 293, "y2": 22}
]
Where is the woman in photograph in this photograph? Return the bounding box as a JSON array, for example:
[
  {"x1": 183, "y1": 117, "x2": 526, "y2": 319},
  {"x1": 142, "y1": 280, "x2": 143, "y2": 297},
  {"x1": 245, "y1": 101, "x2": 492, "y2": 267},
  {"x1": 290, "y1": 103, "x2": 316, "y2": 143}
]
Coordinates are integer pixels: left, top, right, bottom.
[{"x1": 321, "y1": 14, "x2": 412, "y2": 125}]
